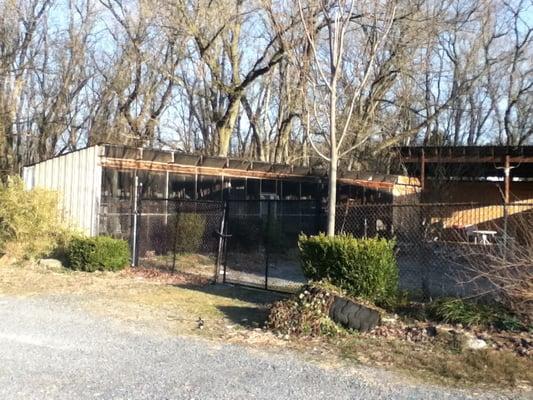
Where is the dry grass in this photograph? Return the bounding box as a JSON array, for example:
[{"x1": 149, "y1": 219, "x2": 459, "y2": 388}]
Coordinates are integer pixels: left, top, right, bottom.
[
  {"x1": 0, "y1": 260, "x2": 531, "y2": 392},
  {"x1": 337, "y1": 335, "x2": 533, "y2": 389},
  {"x1": 0, "y1": 260, "x2": 281, "y2": 338}
]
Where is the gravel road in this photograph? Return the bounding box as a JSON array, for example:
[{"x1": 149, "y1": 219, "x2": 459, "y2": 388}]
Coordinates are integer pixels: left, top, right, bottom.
[{"x1": 0, "y1": 296, "x2": 523, "y2": 400}]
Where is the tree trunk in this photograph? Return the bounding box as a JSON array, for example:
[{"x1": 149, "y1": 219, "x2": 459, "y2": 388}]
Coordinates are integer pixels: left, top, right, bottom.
[
  {"x1": 217, "y1": 94, "x2": 242, "y2": 156},
  {"x1": 275, "y1": 116, "x2": 293, "y2": 163},
  {"x1": 327, "y1": 151, "x2": 337, "y2": 236},
  {"x1": 327, "y1": 85, "x2": 337, "y2": 237}
]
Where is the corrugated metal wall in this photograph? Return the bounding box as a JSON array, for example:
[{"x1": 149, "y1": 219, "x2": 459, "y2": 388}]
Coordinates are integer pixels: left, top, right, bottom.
[{"x1": 22, "y1": 146, "x2": 103, "y2": 236}]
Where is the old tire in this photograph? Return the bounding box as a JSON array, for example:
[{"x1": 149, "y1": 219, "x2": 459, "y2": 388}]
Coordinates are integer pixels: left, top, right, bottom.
[{"x1": 329, "y1": 297, "x2": 380, "y2": 332}]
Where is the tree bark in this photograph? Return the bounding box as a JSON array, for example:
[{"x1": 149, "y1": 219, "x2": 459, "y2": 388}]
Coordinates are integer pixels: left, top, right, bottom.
[
  {"x1": 327, "y1": 84, "x2": 337, "y2": 237},
  {"x1": 216, "y1": 93, "x2": 242, "y2": 156}
]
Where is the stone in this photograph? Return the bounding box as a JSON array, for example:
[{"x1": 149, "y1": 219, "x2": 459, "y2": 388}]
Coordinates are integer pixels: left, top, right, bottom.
[
  {"x1": 37, "y1": 258, "x2": 64, "y2": 271},
  {"x1": 465, "y1": 335, "x2": 488, "y2": 350}
]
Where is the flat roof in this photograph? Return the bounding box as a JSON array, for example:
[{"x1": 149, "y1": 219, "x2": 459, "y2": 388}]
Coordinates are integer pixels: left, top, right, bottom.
[
  {"x1": 396, "y1": 145, "x2": 533, "y2": 179},
  {"x1": 24, "y1": 144, "x2": 420, "y2": 190}
]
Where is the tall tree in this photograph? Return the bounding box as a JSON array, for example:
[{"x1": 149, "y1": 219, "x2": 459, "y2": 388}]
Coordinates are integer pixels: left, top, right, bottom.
[{"x1": 297, "y1": 0, "x2": 397, "y2": 235}]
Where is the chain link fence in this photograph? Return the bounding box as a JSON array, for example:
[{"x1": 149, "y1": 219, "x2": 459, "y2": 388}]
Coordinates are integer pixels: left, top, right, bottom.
[
  {"x1": 337, "y1": 201, "x2": 533, "y2": 297},
  {"x1": 99, "y1": 196, "x2": 533, "y2": 296}
]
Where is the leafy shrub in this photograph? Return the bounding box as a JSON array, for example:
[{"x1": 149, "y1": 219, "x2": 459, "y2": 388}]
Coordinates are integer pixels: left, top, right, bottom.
[
  {"x1": 427, "y1": 298, "x2": 527, "y2": 331},
  {"x1": 298, "y1": 233, "x2": 398, "y2": 304},
  {"x1": 66, "y1": 236, "x2": 130, "y2": 272},
  {"x1": 0, "y1": 176, "x2": 70, "y2": 259},
  {"x1": 174, "y1": 213, "x2": 206, "y2": 253}
]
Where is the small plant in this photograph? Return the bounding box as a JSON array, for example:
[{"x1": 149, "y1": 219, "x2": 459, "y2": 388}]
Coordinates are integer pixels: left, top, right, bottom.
[
  {"x1": 173, "y1": 213, "x2": 206, "y2": 253},
  {"x1": 298, "y1": 233, "x2": 398, "y2": 304},
  {"x1": 66, "y1": 236, "x2": 130, "y2": 272},
  {"x1": 427, "y1": 297, "x2": 527, "y2": 331}
]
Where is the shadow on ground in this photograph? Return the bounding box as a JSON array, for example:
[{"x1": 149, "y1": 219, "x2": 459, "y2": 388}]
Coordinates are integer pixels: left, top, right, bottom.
[
  {"x1": 173, "y1": 282, "x2": 288, "y2": 328},
  {"x1": 173, "y1": 281, "x2": 287, "y2": 304},
  {"x1": 216, "y1": 306, "x2": 271, "y2": 328}
]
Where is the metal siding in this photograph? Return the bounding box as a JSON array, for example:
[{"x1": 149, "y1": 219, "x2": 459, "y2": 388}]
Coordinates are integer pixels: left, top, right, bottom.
[
  {"x1": 21, "y1": 146, "x2": 102, "y2": 235},
  {"x1": 71, "y1": 150, "x2": 81, "y2": 231},
  {"x1": 58, "y1": 155, "x2": 66, "y2": 218},
  {"x1": 81, "y1": 147, "x2": 91, "y2": 233},
  {"x1": 91, "y1": 147, "x2": 103, "y2": 236}
]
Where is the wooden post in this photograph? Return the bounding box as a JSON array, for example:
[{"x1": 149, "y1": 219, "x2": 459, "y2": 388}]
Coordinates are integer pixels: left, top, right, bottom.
[
  {"x1": 504, "y1": 155, "x2": 510, "y2": 204},
  {"x1": 503, "y1": 154, "x2": 511, "y2": 258}
]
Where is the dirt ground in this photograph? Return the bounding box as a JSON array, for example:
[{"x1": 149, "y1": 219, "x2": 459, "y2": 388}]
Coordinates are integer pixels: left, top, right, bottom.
[{"x1": 0, "y1": 259, "x2": 531, "y2": 394}]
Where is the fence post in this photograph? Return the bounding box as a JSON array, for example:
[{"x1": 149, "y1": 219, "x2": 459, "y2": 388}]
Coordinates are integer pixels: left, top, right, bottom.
[
  {"x1": 503, "y1": 201, "x2": 509, "y2": 260},
  {"x1": 131, "y1": 176, "x2": 140, "y2": 267},
  {"x1": 265, "y1": 199, "x2": 271, "y2": 290},
  {"x1": 222, "y1": 201, "x2": 230, "y2": 284},
  {"x1": 171, "y1": 199, "x2": 181, "y2": 273},
  {"x1": 215, "y1": 201, "x2": 228, "y2": 283}
]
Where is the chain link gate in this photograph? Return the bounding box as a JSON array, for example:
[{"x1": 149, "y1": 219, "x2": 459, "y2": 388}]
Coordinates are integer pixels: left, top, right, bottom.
[
  {"x1": 220, "y1": 200, "x2": 322, "y2": 292},
  {"x1": 133, "y1": 198, "x2": 225, "y2": 278}
]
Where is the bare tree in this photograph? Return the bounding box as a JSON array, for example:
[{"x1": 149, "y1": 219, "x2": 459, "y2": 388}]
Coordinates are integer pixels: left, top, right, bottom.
[
  {"x1": 0, "y1": 0, "x2": 52, "y2": 174},
  {"x1": 297, "y1": 0, "x2": 397, "y2": 235},
  {"x1": 461, "y1": 211, "x2": 533, "y2": 322},
  {"x1": 0, "y1": 0, "x2": 530, "y2": 178},
  {"x1": 175, "y1": 0, "x2": 292, "y2": 156}
]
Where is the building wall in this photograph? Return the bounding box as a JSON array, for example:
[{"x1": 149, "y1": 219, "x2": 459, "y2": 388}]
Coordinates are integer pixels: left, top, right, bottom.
[
  {"x1": 423, "y1": 180, "x2": 533, "y2": 204},
  {"x1": 22, "y1": 146, "x2": 103, "y2": 235},
  {"x1": 422, "y1": 180, "x2": 533, "y2": 229}
]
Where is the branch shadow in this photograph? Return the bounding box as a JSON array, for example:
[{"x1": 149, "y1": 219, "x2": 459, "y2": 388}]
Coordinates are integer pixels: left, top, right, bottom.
[{"x1": 172, "y1": 282, "x2": 288, "y2": 328}]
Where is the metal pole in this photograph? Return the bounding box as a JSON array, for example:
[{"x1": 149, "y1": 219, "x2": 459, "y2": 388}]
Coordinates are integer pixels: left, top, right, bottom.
[
  {"x1": 265, "y1": 199, "x2": 271, "y2": 290},
  {"x1": 164, "y1": 170, "x2": 169, "y2": 225},
  {"x1": 420, "y1": 149, "x2": 426, "y2": 192},
  {"x1": 503, "y1": 155, "x2": 511, "y2": 258},
  {"x1": 172, "y1": 199, "x2": 180, "y2": 273},
  {"x1": 131, "y1": 175, "x2": 139, "y2": 267},
  {"x1": 223, "y1": 201, "x2": 230, "y2": 284},
  {"x1": 504, "y1": 155, "x2": 511, "y2": 204},
  {"x1": 215, "y1": 202, "x2": 227, "y2": 283}
]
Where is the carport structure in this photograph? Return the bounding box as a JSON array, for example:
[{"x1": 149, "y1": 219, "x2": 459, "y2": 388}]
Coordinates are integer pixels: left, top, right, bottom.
[{"x1": 397, "y1": 145, "x2": 533, "y2": 203}]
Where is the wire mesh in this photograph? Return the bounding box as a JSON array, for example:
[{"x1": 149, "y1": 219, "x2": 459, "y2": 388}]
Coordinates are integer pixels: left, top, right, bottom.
[
  {"x1": 223, "y1": 200, "x2": 321, "y2": 291},
  {"x1": 336, "y1": 201, "x2": 533, "y2": 297},
  {"x1": 134, "y1": 198, "x2": 224, "y2": 273},
  {"x1": 99, "y1": 196, "x2": 533, "y2": 296}
]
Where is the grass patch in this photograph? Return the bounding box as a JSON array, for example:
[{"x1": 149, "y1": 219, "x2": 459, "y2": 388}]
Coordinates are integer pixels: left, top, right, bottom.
[
  {"x1": 0, "y1": 261, "x2": 282, "y2": 337},
  {"x1": 0, "y1": 261, "x2": 530, "y2": 391},
  {"x1": 337, "y1": 335, "x2": 533, "y2": 388},
  {"x1": 427, "y1": 298, "x2": 528, "y2": 331}
]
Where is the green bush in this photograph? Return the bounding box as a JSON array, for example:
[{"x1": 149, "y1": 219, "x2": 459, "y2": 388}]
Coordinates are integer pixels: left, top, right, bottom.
[
  {"x1": 298, "y1": 233, "x2": 398, "y2": 304},
  {"x1": 65, "y1": 236, "x2": 130, "y2": 272},
  {"x1": 427, "y1": 298, "x2": 527, "y2": 331},
  {"x1": 174, "y1": 213, "x2": 206, "y2": 253},
  {"x1": 0, "y1": 176, "x2": 71, "y2": 259}
]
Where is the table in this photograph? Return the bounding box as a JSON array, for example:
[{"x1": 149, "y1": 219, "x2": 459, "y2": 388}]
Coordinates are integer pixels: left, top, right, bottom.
[{"x1": 472, "y1": 229, "x2": 497, "y2": 245}]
